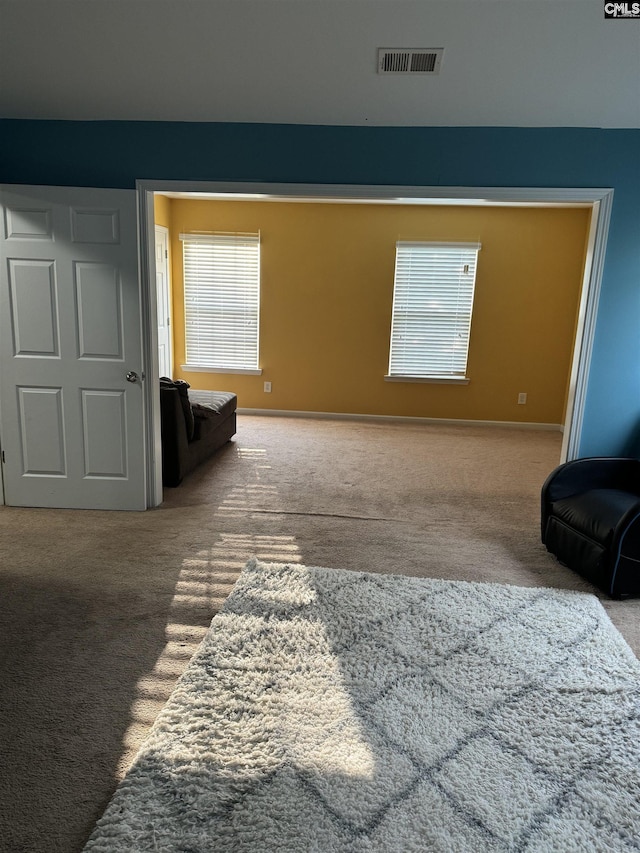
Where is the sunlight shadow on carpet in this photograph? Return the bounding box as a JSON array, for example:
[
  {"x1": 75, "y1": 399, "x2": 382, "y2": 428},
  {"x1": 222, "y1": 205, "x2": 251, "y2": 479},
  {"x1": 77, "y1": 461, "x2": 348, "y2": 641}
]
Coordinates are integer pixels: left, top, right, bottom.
[
  {"x1": 118, "y1": 535, "x2": 298, "y2": 759},
  {"x1": 214, "y1": 485, "x2": 281, "y2": 519},
  {"x1": 119, "y1": 440, "x2": 303, "y2": 769}
]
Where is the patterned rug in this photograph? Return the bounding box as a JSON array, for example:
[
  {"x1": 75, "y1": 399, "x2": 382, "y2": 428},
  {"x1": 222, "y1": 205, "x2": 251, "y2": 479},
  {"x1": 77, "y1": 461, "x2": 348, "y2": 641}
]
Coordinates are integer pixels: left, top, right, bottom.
[{"x1": 84, "y1": 559, "x2": 640, "y2": 852}]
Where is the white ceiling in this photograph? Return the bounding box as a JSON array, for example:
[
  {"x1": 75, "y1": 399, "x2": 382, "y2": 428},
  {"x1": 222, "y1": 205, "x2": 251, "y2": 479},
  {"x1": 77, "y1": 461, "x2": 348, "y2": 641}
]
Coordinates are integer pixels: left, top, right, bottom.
[{"x1": 1, "y1": 1, "x2": 639, "y2": 128}]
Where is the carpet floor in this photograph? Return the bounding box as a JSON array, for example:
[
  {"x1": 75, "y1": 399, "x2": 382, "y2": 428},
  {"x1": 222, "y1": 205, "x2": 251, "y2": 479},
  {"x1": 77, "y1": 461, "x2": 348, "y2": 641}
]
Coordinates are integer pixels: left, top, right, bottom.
[
  {"x1": 84, "y1": 558, "x2": 640, "y2": 852},
  {"x1": 0, "y1": 415, "x2": 639, "y2": 852}
]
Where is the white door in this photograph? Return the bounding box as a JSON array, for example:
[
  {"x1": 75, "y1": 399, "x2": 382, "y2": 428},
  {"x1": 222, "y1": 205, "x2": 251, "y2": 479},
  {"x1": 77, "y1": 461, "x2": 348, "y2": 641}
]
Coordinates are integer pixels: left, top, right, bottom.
[
  {"x1": 0, "y1": 185, "x2": 147, "y2": 510},
  {"x1": 155, "y1": 225, "x2": 172, "y2": 378}
]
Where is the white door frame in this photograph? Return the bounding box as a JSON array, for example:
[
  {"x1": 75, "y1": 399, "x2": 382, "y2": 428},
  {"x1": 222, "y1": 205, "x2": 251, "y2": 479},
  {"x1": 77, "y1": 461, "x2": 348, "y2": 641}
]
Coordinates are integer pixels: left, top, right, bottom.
[
  {"x1": 154, "y1": 224, "x2": 172, "y2": 379},
  {"x1": 137, "y1": 180, "x2": 614, "y2": 496},
  {"x1": 139, "y1": 192, "x2": 164, "y2": 507}
]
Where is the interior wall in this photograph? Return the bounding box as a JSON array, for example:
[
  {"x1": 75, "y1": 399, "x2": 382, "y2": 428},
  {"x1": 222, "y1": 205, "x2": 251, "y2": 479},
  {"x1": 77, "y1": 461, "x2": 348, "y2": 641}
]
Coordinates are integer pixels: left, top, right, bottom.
[
  {"x1": 163, "y1": 197, "x2": 590, "y2": 424},
  {"x1": 154, "y1": 193, "x2": 171, "y2": 229},
  {"x1": 3, "y1": 120, "x2": 639, "y2": 455}
]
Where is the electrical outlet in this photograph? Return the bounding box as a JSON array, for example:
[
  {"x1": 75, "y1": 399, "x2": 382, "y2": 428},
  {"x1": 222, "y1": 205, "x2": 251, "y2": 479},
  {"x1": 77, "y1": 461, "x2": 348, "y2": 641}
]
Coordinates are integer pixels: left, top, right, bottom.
[
  {"x1": 518, "y1": 392, "x2": 527, "y2": 405},
  {"x1": 264, "y1": 381, "x2": 272, "y2": 393}
]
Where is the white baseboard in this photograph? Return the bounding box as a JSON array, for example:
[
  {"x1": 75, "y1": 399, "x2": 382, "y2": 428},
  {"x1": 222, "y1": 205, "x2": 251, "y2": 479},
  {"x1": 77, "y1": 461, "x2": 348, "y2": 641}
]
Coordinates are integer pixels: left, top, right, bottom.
[{"x1": 237, "y1": 408, "x2": 564, "y2": 432}]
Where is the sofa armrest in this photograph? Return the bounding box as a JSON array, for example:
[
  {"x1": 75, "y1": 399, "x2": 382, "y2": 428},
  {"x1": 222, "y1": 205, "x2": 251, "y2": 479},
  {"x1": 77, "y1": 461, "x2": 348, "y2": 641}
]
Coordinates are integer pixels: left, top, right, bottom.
[
  {"x1": 541, "y1": 457, "x2": 640, "y2": 540},
  {"x1": 160, "y1": 386, "x2": 191, "y2": 487}
]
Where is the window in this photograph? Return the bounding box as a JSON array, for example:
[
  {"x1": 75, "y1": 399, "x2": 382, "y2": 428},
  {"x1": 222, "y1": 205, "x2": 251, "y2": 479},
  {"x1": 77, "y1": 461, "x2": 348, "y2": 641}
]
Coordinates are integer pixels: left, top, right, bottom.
[
  {"x1": 180, "y1": 232, "x2": 261, "y2": 374},
  {"x1": 387, "y1": 241, "x2": 480, "y2": 382}
]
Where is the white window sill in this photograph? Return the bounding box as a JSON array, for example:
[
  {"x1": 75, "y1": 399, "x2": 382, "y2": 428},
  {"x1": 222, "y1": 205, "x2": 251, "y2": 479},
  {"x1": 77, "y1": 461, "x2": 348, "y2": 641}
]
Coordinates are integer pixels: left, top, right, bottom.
[
  {"x1": 182, "y1": 365, "x2": 262, "y2": 376},
  {"x1": 384, "y1": 375, "x2": 470, "y2": 385}
]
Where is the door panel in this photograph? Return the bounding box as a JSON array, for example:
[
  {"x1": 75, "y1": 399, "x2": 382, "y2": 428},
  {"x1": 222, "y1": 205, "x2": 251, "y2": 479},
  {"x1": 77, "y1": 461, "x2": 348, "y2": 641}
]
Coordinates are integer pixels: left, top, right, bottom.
[
  {"x1": 0, "y1": 185, "x2": 147, "y2": 510},
  {"x1": 81, "y1": 389, "x2": 127, "y2": 477},
  {"x1": 9, "y1": 259, "x2": 59, "y2": 355},
  {"x1": 71, "y1": 207, "x2": 120, "y2": 244},
  {"x1": 5, "y1": 205, "x2": 53, "y2": 240},
  {"x1": 18, "y1": 387, "x2": 66, "y2": 475},
  {"x1": 75, "y1": 262, "x2": 123, "y2": 358}
]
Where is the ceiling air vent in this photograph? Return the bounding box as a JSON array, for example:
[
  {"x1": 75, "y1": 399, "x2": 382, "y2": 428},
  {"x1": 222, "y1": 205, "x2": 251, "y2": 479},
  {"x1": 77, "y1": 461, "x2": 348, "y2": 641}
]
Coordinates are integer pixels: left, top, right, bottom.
[{"x1": 377, "y1": 48, "x2": 444, "y2": 75}]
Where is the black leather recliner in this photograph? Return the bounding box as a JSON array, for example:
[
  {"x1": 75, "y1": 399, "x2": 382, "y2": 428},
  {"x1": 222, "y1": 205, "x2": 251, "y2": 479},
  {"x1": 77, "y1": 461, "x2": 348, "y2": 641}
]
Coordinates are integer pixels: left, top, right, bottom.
[{"x1": 541, "y1": 457, "x2": 640, "y2": 598}]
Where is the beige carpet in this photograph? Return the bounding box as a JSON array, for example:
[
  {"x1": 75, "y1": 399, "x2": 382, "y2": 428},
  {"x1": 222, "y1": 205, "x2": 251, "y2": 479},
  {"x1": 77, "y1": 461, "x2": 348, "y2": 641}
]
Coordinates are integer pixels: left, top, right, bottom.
[{"x1": 0, "y1": 415, "x2": 638, "y2": 853}]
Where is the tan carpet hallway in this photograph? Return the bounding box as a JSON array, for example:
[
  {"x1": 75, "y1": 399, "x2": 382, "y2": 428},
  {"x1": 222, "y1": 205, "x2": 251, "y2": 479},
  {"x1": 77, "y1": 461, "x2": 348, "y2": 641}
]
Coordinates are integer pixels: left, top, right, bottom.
[{"x1": 1, "y1": 415, "x2": 638, "y2": 853}]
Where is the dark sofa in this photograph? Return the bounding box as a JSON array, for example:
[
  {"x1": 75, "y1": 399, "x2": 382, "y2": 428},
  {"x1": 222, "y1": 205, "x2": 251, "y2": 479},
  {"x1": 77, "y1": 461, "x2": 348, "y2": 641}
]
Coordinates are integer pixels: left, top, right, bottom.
[{"x1": 159, "y1": 378, "x2": 237, "y2": 487}]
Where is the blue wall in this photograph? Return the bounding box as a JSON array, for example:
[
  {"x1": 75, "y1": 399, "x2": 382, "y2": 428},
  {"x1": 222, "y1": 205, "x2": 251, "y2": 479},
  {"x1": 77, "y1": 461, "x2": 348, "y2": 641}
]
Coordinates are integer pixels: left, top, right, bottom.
[{"x1": 1, "y1": 120, "x2": 639, "y2": 456}]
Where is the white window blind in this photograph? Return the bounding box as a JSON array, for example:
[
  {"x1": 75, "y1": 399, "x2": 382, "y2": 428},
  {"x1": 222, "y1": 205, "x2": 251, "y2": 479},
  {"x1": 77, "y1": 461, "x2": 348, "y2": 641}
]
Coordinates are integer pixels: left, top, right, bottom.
[
  {"x1": 388, "y1": 242, "x2": 480, "y2": 380},
  {"x1": 180, "y1": 232, "x2": 260, "y2": 373}
]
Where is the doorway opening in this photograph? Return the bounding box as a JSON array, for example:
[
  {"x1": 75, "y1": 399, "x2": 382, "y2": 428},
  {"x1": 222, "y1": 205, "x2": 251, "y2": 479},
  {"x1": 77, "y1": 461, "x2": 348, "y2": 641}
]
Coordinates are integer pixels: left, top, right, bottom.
[{"x1": 138, "y1": 181, "x2": 613, "y2": 508}]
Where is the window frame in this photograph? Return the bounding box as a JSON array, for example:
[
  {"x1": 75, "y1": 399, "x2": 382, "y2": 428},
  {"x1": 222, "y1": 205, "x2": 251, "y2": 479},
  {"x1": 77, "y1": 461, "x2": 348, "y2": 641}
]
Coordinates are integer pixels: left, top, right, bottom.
[
  {"x1": 386, "y1": 241, "x2": 481, "y2": 384},
  {"x1": 179, "y1": 231, "x2": 262, "y2": 375}
]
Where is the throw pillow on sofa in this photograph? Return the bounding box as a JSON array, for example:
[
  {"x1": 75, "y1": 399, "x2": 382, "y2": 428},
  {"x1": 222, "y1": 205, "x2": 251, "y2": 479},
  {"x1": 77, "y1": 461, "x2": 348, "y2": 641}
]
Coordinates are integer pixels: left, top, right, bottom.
[{"x1": 191, "y1": 402, "x2": 221, "y2": 418}]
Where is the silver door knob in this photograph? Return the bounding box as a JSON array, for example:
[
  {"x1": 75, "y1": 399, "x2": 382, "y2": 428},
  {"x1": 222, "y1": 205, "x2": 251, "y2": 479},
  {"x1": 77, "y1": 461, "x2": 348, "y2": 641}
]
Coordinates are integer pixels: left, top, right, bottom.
[{"x1": 126, "y1": 371, "x2": 139, "y2": 383}]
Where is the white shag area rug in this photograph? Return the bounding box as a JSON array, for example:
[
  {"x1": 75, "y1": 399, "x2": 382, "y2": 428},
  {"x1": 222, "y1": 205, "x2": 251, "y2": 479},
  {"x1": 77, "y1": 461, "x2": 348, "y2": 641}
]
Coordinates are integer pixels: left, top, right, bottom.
[{"x1": 84, "y1": 558, "x2": 640, "y2": 852}]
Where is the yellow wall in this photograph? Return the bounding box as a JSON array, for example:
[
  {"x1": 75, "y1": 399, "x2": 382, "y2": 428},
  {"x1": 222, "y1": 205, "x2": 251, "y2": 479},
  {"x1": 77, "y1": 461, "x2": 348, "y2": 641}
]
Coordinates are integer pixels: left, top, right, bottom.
[
  {"x1": 154, "y1": 193, "x2": 171, "y2": 229},
  {"x1": 161, "y1": 196, "x2": 590, "y2": 424}
]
